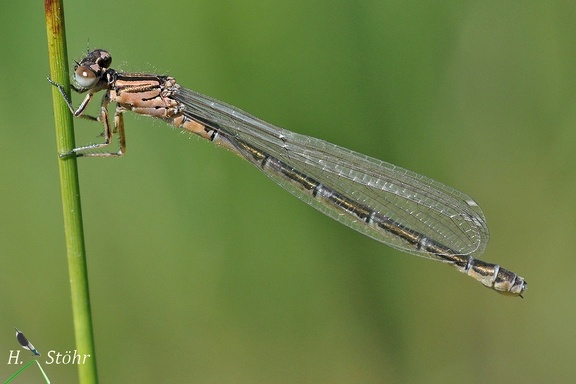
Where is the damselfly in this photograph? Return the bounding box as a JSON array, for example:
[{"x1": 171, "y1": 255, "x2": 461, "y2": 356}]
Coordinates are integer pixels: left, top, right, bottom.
[{"x1": 48, "y1": 49, "x2": 526, "y2": 296}]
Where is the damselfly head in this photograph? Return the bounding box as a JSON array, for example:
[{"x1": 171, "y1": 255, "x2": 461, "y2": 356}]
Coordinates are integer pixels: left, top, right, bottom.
[{"x1": 73, "y1": 49, "x2": 112, "y2": 88}]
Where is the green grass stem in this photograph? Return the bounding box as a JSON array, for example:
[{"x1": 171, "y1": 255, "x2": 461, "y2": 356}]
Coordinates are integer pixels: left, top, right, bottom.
[{"x1": 44, "y1": 1, "x2": 98, "y2": 383}]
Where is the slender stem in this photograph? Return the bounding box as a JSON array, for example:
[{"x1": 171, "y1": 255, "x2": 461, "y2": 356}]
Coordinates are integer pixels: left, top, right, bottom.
[
  {"x1": 44, "y1": 1, "x2": 98, "y2": 383},
  {"x1": 4, "y1": 359, "x2": 36, "y2": 383}
]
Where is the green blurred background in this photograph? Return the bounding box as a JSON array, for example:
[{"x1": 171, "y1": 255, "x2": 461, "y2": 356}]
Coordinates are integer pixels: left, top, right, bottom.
[{"x1": 1, "y1": 1, "x2": 574, "y2": 382}]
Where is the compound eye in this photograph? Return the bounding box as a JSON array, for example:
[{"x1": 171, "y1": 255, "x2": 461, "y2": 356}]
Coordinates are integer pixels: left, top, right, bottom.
[
  {"x1": 97, "y1": 52, "x2": 112, "y2": 68},
  {"x1": 74, "y1": 65, "x2": 98, "y2": 88}
]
